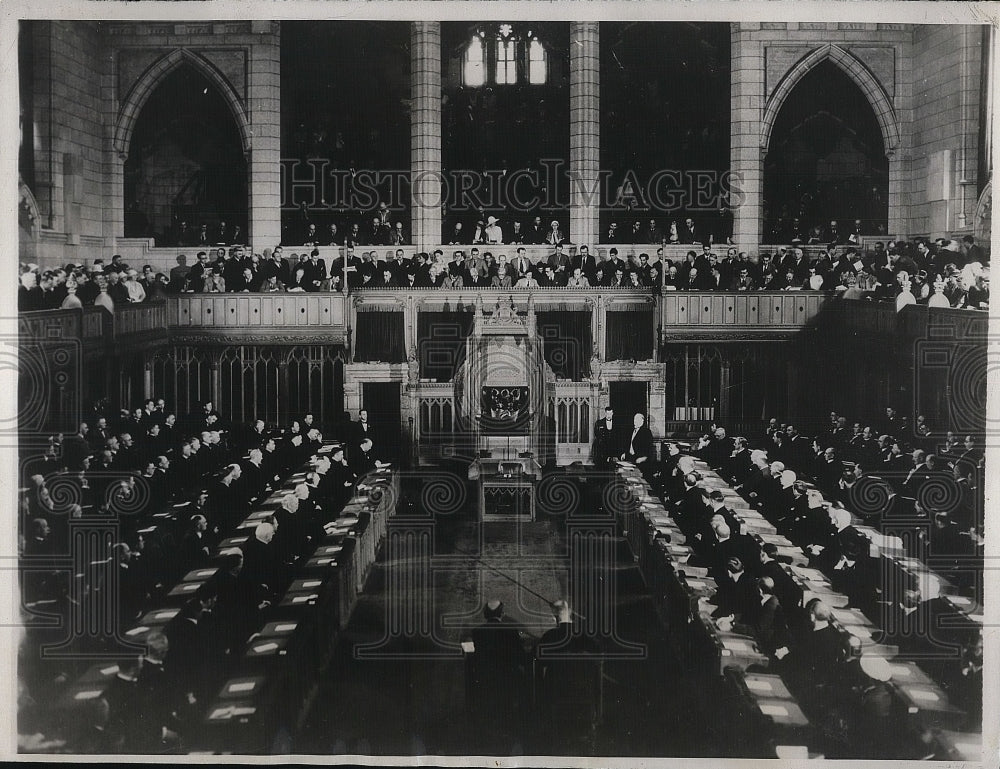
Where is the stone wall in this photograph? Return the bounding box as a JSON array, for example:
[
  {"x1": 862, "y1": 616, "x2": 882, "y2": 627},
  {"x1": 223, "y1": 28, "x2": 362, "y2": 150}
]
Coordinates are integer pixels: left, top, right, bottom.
[
  {"x1": 21, "y1": 20, "x2": 988, "y2": 270},
  {"x1": 30, "y1": 21, "x2": 108, "y2": 266},
  {"x1": 908, "y1": 25, "x2": 983, "y2": 238}
]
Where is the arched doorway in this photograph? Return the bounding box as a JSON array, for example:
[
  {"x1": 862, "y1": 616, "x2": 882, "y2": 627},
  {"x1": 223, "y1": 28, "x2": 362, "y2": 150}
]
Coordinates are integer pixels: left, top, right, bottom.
[
  {"x1": 763, "y1": 60, "x2": 889, "y2": 243},
  {"x1": 123, "y1": 64, "x2": 248, "y2": 243}
]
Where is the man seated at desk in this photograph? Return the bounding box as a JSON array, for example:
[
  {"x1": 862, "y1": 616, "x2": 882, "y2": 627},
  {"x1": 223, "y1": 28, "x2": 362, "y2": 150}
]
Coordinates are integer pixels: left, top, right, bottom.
[
  {"x1": 716, "y1": 576, "x2": 791, "y2": 659},
  {"x1": 352, "y1": 437, "x2": 390, "y2": 478}
]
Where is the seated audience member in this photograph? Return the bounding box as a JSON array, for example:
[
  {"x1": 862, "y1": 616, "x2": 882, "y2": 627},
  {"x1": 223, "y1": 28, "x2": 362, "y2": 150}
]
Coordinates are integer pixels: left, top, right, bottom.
[{"x1": 717, "y1": 577, "x2": 790, "y2": 658}]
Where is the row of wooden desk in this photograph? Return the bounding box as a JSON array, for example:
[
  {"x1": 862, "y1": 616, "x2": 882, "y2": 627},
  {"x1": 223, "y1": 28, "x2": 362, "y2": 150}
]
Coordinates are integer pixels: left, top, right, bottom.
[
  {"x1": 60, "y1": 442, "x2": 398, "y2": 754},
  {"x1": 612, "y1": 458, "x2": 982, "y2": 760}
]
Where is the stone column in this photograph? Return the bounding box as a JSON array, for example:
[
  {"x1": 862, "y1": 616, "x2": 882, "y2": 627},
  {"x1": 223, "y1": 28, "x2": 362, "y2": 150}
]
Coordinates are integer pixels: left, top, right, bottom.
[
  {"x1": 570, "y1": 22, "x2": 600, "y2": 248},
  {"x1": 719, "y1": 357, "x2": 731, "y2": 421},
  {"x1": 143, "y1": 356, "x2": 153, "y2": 401},
  {"x1": 411, "y1": 23, "x2": 442, "y2": 251},
  {"x1": 730, "y1": 24, "x2": 764, "y2": 249},
  {"x1": 248, "y1": 22, "x2": 282, "y2": 251}
]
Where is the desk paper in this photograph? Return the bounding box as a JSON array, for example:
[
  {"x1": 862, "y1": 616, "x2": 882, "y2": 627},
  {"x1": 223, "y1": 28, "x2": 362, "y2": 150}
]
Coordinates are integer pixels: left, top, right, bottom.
[
  {"x1": 228, "y1": 681, "x2": 256, "y2": 694},
  {"x1": 253, "y1": 642, "x2": 279, "y2": 653},
  {"x1": 100, "y1": 665, "x2": 119, "y2": 676},
  {"x1": 759, "y1": 704, "x2": 789, "y2": 717},
  {"x1": 746, "y1": 678, "x2": 774, "y2": 693},
  {"x1": 274, "y1": 623, "x2": 297, "y2": 633},
  {"x1": 909, "y1": 688, "x2": 940, "y2": 702},
  {"x1": 74, "y1": 689, "x2": 103, "y2": 700},
  {"x1": 461, "y1": 641, "x2": 475, "y2": 653}
]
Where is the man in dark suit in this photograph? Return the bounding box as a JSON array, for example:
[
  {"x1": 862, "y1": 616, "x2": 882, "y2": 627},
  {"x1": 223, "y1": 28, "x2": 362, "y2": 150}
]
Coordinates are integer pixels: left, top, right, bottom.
[
  {"x1": 207, "y1": 463, "x2": 244, "y2": 533},
  {"x1": 723, "y1": 436, "x2": 754, "y2": 486},
  {"x1": 756, "y1": 544, "x2": 801, "y2": 614},
  {"x1": 352, "y1": 437, "x2": 387, "y2": 478},
  {"x1": 351, "y1": 409, "x2": 376, "y2": 459},
  {"x1": 466, "y1": 599, "x2": 531, "y2": 736},
  {"x1": 620, "y1": 412, "x2": 654, "y2": 471},
  {"x1": 572, "y1": 245, "x2": 598, "y2": 283},
  {"x1": 62, "y1": 423, "x2": 91, "y2": 471},
  {"x1": 591, "y1": 406, "x2": 618, "y2": 465},
  {"x1": 327, "y1": 446, "x2": 358, "y2": 511},
  {"x1": 260, "y1": 247, "x2": 290, "y2": 287},
  {"x1": 713, "y1": 556, "x2": 759, "y2": 618},
  {"x1": 672, "y1": 472, "x2": 709, "y2": 539},
  {"x1": 680, "y1": 217, "x2": 702, "y2": 245},
  {"x1": 547, "y1": 243, "x2": 570, "y2": 275},
  {"x1": 720, "y1": 577, "x2": 790, "y2": 658},
  {"x1": 527, "y1": 216, "x2": 546, "y2": 245},
  {"x1": 788, "y1": 598, "x2": 844, "y2": 688},
  {"x1": 303, "y1": 249, "x2": 327, "y2": 291},
  {"x1": 167, "y1": 583, "x2": 223, "y2": 702},
  {"x1": 239, "y1": 521, "x2": 283, "y2": 607},
  {"x1": 534, "y1": 600, "x2": 601, "y2": 750},
  {"x1": 698, "y1": 426, "x2": 735, "y2": 469},
  {"x1": 510, "y1": 247, "x2": 533, "y2": 281}
]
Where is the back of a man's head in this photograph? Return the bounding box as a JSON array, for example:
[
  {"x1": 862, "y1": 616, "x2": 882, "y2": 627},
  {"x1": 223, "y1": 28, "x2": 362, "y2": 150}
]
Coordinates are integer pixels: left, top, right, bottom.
[
  {"x1": 145, "y1": 631, "x2": 169, "y2": 662},
  {"x1": 551, "y1": 600, "x2": 572, "y2": 624},
  {"x1": 807, "y1": 599, "x2": 832, "y2": 624},
  {"x1": 255, "y1": 521, "x2": 275, "y2": 544},
  {"x1": 484, "y1": 599, "x2": 504, "y2": 621}
]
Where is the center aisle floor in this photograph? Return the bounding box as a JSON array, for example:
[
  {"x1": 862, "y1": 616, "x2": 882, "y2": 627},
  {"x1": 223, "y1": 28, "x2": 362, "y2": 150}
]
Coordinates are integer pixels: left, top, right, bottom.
[{"x1": 295, "y1": 503, "x2": 725, "y2": 757}]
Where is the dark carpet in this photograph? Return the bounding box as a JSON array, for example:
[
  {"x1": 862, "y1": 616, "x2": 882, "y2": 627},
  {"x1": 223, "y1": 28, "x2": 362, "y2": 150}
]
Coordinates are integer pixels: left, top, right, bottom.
[{"x1": 295, "y1": 500, "x2": 724, "y2": 757}]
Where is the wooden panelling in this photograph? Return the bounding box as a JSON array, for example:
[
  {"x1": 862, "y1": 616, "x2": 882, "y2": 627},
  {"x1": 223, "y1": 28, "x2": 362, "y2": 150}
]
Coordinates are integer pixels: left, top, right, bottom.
[
  {"x1": 166, "y1": 294, "x2": 348, "y2": 329},
  {"x1": 660, "y1": 291, "x2": 830, "y2": 334}
]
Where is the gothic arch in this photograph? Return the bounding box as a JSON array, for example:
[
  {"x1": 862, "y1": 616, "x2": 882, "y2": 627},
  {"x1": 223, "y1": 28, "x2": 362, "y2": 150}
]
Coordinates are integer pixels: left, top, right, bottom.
[
  {"x1": 19, "y1": 175, "x2": 40, "y2": 238},
  {"x1": 113, "y1": 48, "x2": 251, "y2": 160},
  {"x1": 974, "y1": 179, "x2": 992, "y2": 242},
  {"x1": 761, "y1": 44, "x2": 900, "y2": 157}
]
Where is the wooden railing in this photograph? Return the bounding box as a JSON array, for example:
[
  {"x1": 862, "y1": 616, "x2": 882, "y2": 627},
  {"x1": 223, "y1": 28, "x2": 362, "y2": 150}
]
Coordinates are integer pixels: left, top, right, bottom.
[
  {"x1": 167, "y1": 293, "x2": 350, "y2": 344},
  {"x1": 168, "y1": 293, "x2": 348, "y2": 328},
  {"x1": 828, "y1": 298, "x2": 989, "y2": 340},
  {"x1": 114, "y1": 301, "x2": 167, "y2": 338},
  {"x1": 19, "y1": 301, "x2": 168, "y2": 345},
  {"x1": 19, "y1": 294, "x2": 988, "y2": 348},
  {"x1": 660, "y1": 290, "x2": 831, "y2": 334}
]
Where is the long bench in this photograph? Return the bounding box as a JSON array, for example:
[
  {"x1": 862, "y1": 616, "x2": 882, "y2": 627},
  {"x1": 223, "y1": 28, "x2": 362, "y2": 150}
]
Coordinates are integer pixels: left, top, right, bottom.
[
  {"x1": 612, "y1": 456, "x2": 981, "y2": 758},
  {"x1": 54, "y1": 441, "x2": 398, "y2": 754}
]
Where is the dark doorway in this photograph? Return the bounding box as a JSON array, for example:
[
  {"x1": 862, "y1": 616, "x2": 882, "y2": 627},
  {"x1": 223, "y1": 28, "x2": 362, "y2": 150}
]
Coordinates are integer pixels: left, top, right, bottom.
[
  {"x1": 609, "y1": 382, "x2": 648, "y2": 424},
  {"x1": 363, "y1": 382, "x2": 402, "y2": 460},
  {"x1": 124, "y1": 64, "x2": 248, "y2": 243},
  {"x1": 763, "y1": 59, "x2": 889, "y2": 243},
  {"x1": 600, "y1": 22, "x2": 731, "y2": 237}
]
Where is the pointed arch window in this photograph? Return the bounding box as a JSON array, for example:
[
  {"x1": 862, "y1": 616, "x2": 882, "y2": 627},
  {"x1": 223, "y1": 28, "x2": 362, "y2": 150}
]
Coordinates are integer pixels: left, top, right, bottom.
[
  {"x1": 496, "y1": 38, "x2": 517, "y2": 84},
  {"x1": 463, "y1": 35, "x2": 486, "y2": 87},
  {"x1": 528, "y1": 37, "x2": 547, "y2": 84},
  {"x1": 462, "y1": 26, "x2": 547, "y2": 87}
]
